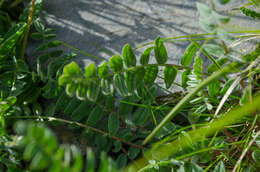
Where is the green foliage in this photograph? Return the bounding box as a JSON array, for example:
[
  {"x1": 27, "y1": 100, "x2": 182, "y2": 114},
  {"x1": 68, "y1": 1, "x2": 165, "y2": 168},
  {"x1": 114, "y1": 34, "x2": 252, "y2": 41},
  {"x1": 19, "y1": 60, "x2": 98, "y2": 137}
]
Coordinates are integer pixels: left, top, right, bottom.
[
  {"x1": 240, "y1": 7, "x2": 260, "y2": 19},
  {"x1": 1, "y1": 0, "x2": 260, "y2": 172},
  {"x1": 14, "y1": 121, "x2": 118, "y2": 172}
]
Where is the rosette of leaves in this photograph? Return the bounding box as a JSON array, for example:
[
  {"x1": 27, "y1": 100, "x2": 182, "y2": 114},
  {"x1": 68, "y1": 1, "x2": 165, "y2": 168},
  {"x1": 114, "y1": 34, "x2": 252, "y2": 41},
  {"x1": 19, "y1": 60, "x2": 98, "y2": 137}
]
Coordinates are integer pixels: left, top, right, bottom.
[{"x1": 59, "y1": 37, "x2": 180, "y2": 102}]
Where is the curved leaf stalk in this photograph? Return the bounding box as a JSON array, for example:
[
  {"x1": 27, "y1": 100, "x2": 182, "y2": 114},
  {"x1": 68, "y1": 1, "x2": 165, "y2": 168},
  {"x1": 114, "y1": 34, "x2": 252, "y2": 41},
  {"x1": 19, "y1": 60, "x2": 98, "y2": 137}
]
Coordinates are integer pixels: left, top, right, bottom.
[
  {"x1": 21, "y1": 0, "x2": 35, "y2": 60},
  {"x1": 126, "y1": 93, "x2": 260, "y2": 171},
  {"x1": 7, "y1": 115, "x2": 145, "y2": 149},
  {"x1": 59, "y1": 41, "x2": 103, "y2": 61},
  {"x1": 135, "y1": 32, "x2": 260, "y2": 50},
  {"x1": 143, "y1": 63, "x2": 238, "y2": 145}
]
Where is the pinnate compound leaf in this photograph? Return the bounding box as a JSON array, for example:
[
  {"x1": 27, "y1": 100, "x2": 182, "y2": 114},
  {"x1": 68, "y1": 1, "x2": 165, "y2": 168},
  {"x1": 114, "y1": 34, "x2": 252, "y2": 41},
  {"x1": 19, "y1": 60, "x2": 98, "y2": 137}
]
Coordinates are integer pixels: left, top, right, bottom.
[
  {"x1": 122, "y1": 43, "x2": 136, "y2": 67},
  {"x1": 181, "y1": 43, "x2": 197, "y2": 67},
  {"x1": 140, "y1": 47, "x2": 154, "y2": 65},
  {"x1": 214, "y1": 161, "x2": 226, "y2": 172},
  {"x1": 85, "y1": 62, "x2": 97, "y2": 78},
  {"x1": 108, "y1": 112, "x2": 119, "y2": 136},
  {"x1": 98, "y1": 61, "x2": 109, "y2": 78},
  {"x1": 164, "y1": 66, "x2": 178, "y2": 89},
  {"x1": 109, "y1": 55, "x2": 123, "y2": 73},
  {"x1": 154, "y1": 37, "x2": 168, "y2": 64}
]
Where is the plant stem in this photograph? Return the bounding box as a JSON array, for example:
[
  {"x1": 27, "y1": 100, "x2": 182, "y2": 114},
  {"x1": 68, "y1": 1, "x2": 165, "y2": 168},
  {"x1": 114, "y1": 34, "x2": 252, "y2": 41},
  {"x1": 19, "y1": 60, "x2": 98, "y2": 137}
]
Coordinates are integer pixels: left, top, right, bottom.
[
  {"x1": 232, "y1": 130, "x2": 260, "y2": 172},
  {"x1": 21, "y1": 0, "x2": 35, "y2": 60},
  {"x1": 7, "y1": 115, "x2": 145, "y2": 149}
]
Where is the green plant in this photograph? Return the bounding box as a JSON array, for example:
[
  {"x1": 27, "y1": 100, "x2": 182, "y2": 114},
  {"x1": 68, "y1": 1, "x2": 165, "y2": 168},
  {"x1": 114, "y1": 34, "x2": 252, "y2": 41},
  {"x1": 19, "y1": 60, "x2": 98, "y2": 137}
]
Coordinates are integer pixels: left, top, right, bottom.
[{"x1": 0, "y1": 0, "x2": 260, "y2": 171}]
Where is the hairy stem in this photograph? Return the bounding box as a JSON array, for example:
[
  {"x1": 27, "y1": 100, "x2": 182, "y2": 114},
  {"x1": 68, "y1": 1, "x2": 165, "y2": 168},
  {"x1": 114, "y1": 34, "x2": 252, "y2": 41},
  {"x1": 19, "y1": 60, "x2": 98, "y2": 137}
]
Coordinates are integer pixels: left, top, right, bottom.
[{"x1": 7, "y1": 115, "x2": 145, "y2": 149}]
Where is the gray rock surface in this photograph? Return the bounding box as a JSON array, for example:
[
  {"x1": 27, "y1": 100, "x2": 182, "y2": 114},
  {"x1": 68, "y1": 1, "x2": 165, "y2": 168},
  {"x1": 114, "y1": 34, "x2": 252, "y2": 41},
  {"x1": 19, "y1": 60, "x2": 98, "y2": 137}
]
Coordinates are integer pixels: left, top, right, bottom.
[{"x1": 29, "y1": 0, "x2": 259, "y2": 91}]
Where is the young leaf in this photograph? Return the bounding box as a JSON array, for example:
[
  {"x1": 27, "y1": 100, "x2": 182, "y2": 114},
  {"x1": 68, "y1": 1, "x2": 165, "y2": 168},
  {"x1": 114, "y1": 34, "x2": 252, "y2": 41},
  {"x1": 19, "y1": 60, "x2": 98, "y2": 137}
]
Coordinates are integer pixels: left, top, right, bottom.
[
  {"x1": 122, "y1": 44, "x2": 136, "y2": 67},
  {"x1": 154, "y1": 37, "x2": 168, "y2": 64},
  {"x1": 85, "y1": 62, "x2": 97, "y2": 78},
  {"x1": 214, "y1": 161, "x2": 226, "y2": 172},
  {"x1": 98, "y1": 61, "x2": 109, "y2": 78},
  {"x1": 101, "y1": 78, "x2": 114, "y2": 95},
  {"x1": 140, "y1": 47, "x2": 154, "y2": 65},
  {"x1": 109, "y1": 55, "x2": 123, "y2": 73},
  {"x1": 108, "y1": 112, "x2": 119, "y2": 136},
  {"x1": 144, "y1": 66, "x2": 158, "y2": 85},
  {"x1": 181, "y1": 43, "x2": 197, "y2": 67},
  {"x1": 63, "y1": 62, "x2": 82, "y2": 75},
  {"x1": 87, "y1": 80, "x2": 100, "y2": 102},
  {"x1": 66, "y1": 83, "x2": 78, "y2": 97},
  {"x1": 164, "y1": 66, "x2": 178, "y2": 89},
  {"x1": 76, "y1": 83, "x2": 87, "y2": 100},
  {"x1": 113, "y1": 74, "x2": 129, "y2": 97}
]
